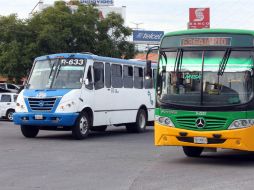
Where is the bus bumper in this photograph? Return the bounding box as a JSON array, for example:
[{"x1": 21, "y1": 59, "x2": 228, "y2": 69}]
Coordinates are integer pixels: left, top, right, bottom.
[
  {"x1": 13, "y1": 112, "x2": 79, "y2": 127},
  {"x1": 155, "y1": 122, "x2": 254, "y2": 151}
]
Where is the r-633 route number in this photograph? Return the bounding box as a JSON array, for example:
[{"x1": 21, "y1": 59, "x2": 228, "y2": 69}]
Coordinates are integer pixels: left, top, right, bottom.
[{"x1": 61, "y1": 59, "x2": 84, "y2": 66}]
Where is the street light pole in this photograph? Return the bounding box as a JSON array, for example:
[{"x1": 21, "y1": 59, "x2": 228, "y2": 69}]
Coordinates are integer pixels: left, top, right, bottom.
[
  {"x1": 131, "y1": 22, "x2": 143, "y2": 30},
  {"x1": 131, "y1": 22, "x2": 143, "y2": 52},
  {"x1": 30, "y1": 0, "x2": 43, "y2": 16}
]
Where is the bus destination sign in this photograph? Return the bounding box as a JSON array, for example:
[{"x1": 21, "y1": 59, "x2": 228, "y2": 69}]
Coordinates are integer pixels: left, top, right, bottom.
[
  {"x1": 181, "y1": 37, "x2": 232, "y2": 47},
  {"x1": 61, "y1": 59, "x2": 85, "y2": 66}
]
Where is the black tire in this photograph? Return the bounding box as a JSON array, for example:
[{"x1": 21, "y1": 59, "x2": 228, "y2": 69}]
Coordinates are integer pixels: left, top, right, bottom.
[
  {"x1": 6, "y1": 109, "x2": 15, "y2": 121},
  {"x1": 182, "y1": 146, "x2": 203, "y2": 157},
  {"x1": 21, "y1": 125, "x2": 39, "y2": 138},
  {"x1": 126, "y1": 109, "x2": 147, "y2": 133},
  {"x1": 72, "y1": 112, "x2": 90, "y2": 140},
  {"x1": 90, "y1": 125, "x2": 107, "y2": 132}
]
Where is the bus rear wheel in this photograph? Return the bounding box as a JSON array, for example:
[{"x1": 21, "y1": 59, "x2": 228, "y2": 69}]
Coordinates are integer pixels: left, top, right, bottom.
[
  {"x1": 72, "y1": 112, "x2": 90, "y2": 140},
  {"x1": 182, "y1": 146, "x2": 203, "y2": 157},
  {"x1": 126, "y1": 109, "x2": 147, "y2": 133},
  {"x1": 21, "y1": 125, "x2": 39, "y2": 138}
]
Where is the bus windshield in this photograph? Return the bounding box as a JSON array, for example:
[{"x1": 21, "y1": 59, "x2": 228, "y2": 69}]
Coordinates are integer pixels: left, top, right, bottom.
[
  {"x1": 27, "y1": 58, "x2": 86, "y2": 89},
  {"x1": 158, "y1": 50, "x2": 254, "y2": 106}
]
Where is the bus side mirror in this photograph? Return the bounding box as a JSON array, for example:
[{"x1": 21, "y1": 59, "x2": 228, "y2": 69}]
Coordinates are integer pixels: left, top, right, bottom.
[{"x1": 146, "y1": 60, "x2": 152, "y2": 78}]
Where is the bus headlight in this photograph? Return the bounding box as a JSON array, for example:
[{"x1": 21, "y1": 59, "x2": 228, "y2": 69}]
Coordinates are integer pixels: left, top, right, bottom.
[
  {"x1": 16, "y1": 94, "x2": 28, "y2": 112},
  {"x1": 155, "y1": 116, "x2": 175, "y2": 127},
  {"x1": 228, "y1": 119, "x2": 254, "y2": 130},
  {"x1": 57, "y1": 100, "x2": 76, "y2": 112}
]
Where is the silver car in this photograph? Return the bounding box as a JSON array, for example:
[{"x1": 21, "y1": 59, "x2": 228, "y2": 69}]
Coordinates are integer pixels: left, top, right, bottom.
[{"x1": 0, "y1": 83, "x2": 20, "y2": 93}]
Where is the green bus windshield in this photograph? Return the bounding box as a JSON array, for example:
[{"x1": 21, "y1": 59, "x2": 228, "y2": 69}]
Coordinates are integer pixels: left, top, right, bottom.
[{"x1": 158, "y1": 50, "x2": 254, "y2": 107}]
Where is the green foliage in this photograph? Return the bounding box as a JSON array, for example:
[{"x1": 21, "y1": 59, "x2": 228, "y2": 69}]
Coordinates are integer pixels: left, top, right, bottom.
[
  {"x1": 96, "y1": 12, "x2": 135, "y2": 58},
  {"x1": 0, "y1": 2, "x2": 135, "y2": 83},
  {"x1": 0, "y1": 14, "x2": 31, "y2": 82}
]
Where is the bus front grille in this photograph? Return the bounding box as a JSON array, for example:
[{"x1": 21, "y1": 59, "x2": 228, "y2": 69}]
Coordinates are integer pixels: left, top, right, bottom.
[
  {"x1": 176, "y1": 116, "x2": 227, "y2": 130},
  {"x1": 28, "y1": 98, "x2": 56, "y2": 112}
]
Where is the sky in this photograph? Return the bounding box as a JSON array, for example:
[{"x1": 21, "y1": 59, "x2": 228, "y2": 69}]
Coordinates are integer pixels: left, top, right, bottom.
[{"x1": 1, "y1": 0, "x2": 254, "y2": 33}]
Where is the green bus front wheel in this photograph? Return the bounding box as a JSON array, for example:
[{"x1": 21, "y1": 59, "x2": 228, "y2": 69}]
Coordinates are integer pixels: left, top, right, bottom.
[{"x1": 182, "y1": 146, "x2": 204, "y2": 157}]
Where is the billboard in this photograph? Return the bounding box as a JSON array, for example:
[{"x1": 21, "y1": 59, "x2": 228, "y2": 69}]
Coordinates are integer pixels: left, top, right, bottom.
[
  {"x1": 80, "y1": 0, "x2": 114, "y2": 6},
  {"x1": 133, "y1": 30, "x2": 164, "y2": 44},
  {"x1": 189, "y1": 8, "x2": 210, "y2": 29}
]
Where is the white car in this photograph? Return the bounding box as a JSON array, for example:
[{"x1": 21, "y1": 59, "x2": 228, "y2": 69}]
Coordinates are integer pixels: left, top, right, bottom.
[
  {"x1": 0, "y1": 93, "x2": 18, "y2": 121},
  {"x1": 0, "y1": 83, "x2": 20, "y2": 93}
]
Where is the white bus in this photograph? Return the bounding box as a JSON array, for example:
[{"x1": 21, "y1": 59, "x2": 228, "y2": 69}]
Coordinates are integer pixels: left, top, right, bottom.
[{"x1": 13, "y1": 53, "x2": 157, "y2": 139}]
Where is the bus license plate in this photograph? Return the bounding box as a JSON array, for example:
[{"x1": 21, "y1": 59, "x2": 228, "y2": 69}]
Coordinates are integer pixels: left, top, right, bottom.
[
  {"x1": 35, "y1": 115, "x2": 43, "y2": 120},
  {"x1": 194, "y1": 137, "x2": 208, "y2": 144}
]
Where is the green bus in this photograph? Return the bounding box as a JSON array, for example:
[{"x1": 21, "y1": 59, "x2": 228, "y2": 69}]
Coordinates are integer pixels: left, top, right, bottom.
[{"x1": 151, "y1": 29, "x2": 254, "y2": 157}]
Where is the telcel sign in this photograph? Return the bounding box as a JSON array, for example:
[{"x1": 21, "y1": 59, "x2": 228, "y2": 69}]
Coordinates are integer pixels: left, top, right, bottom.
[
  {"x1": 80, "y1": 0, "x2": 114, "y2": 6},
  {"x1": 133, "y1": 30, "x2": 164, "y2": 44},
  {"x1": 189, "y1": 8, "x2": 210, "y2": 29}
]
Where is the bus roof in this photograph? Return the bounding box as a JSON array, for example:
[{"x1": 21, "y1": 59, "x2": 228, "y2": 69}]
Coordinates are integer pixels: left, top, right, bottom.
[
  {"x1": 35, "y1": 53, "x2": 157, "y2": 68},
  {"x1": 164, "y1": 29, "x2": 254, "y2": 37}
]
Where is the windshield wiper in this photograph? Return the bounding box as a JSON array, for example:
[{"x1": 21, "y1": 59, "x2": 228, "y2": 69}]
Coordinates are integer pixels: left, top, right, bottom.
[
  {"x1": 218, "y1": 49, "x2": 231, "y2": 76},
  {"x1": 54, "y1": 60, "x2": 62, "y2": 80},
  {"x1": 48, "y1": 56, "x2": 56, "y2": 80},
  {"x1": 174, "y1": 49, "x2": 183, "y2": 73}
]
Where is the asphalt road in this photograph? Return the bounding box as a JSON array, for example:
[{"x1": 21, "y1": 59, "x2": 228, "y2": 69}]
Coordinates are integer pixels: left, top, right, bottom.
[{"x1": 1, "y1": 120, "x2": 254, "y2": 190}]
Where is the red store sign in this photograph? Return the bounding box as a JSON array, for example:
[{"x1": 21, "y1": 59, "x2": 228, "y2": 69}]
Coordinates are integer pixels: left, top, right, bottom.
[{"x1": 189, "y1": 8, "x2": 210, "y2": 29}]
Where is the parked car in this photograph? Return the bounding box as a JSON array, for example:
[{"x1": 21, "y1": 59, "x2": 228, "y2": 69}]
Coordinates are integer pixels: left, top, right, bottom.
[
  {"x1": 0, "y1": 83, "x2": 20, "y2": 93},
  {"x1": 0, "y1": 93, "x2": 18, "y2": 121}
]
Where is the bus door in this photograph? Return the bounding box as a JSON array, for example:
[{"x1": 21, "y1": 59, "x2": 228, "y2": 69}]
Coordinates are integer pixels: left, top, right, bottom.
[
  {"x1": 93, "y1": 62, "x2": 111, "y2": 126},
  {"x1": 82, "y1": 63, "x2": 94, "y2": 105}
]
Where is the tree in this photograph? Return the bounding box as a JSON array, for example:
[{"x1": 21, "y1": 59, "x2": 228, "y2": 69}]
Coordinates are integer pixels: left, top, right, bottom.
[
  {"x1": 96, "y1": 12, "x2": 136, "y2": 59},
  {"x1": 0, "y1": 14, "x2": 31, "y2": 82},
  {"x1": 0, "y1": 2, "x2": 136, "y2": 83}
]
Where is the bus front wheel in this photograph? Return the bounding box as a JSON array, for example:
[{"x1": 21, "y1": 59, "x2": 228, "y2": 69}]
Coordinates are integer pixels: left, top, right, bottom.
[
  {"x1": 126, "y1": 109, "x2": 147, "y2": 133},
  {"x1": 72, "y1": 112, "x2": 90, "y2": 140},
  {"x1": 20, "y1": 125, "x2": 39, "y2": 138},
  {"x1": 182, "y1": 146, "x2": 203, "y2": 157}
]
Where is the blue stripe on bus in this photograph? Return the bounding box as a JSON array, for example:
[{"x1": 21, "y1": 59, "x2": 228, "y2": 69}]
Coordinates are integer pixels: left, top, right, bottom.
[{"x1": 23, "y1": 89, "x2": 72, "y2": 97}]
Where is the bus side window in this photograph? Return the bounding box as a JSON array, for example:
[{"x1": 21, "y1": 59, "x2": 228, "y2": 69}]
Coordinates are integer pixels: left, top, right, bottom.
[
  {"x1": 94, "y1": 62, "x2": 104, "y2": 90},
  {"x1": 144, "y1": 68, "x2": 152, "y2": 89},
  {"x1": 105, "y1": 63, "x2": 111, "y2": 88},
  {"x1": 153, "y1": 69, "x2": 157, "y2": 88},
  {"x1": 134, "y1": 67, "x2": 143, "y2": 89},
  {"x1": 111, "y1": 64, "x2": 123, "y2": 88},
  {"x1": 85, "y1": 66, "x2": 93, "y2": 90},
  {"x1": 153, "y1": 69, "x2": 157, "y2": 80},
  {"x1": 123, "y1": 65, "x2": 133, "y2": 88}
]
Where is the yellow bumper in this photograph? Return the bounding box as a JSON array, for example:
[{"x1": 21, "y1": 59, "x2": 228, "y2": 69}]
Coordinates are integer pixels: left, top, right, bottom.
[{"x1": 154, "y1": 122, "x2": 254, "y2": 151}]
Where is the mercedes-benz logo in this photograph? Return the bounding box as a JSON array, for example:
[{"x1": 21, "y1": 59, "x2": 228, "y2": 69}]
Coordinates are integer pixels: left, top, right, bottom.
[
  {"x1": 39, "y1": 100, "x2": 44, "y2": 107},
  {"x1": 195, "y1": 118, "x2": 206, "y2": 128}
]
